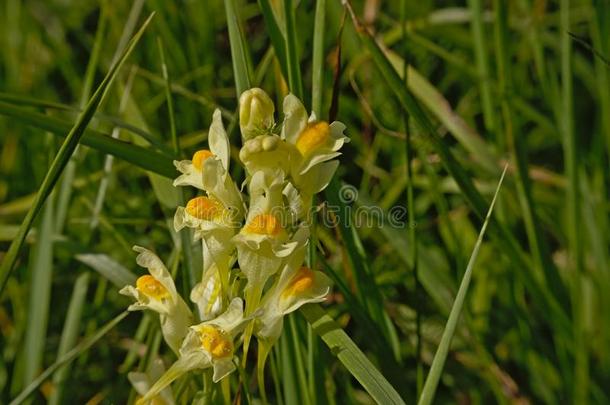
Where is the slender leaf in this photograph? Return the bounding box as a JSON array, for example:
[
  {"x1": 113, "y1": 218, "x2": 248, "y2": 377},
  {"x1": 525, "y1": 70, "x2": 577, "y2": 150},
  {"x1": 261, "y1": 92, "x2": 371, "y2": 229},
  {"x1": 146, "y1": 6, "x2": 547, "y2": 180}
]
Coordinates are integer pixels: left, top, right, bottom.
[
  {"x1": 417, "y1": 165, "x2": 508, "y2": 405},
  {"x1": 49, "y1": 272, "x2": 90, "y2": 405},
  {"x1": 283, "y1": 0, "x2": 303, "y2": 99},
  {"x1": 75, "y1": 253, "x2": 137, "y2": 289},
  {"x1": 22, "y1": 194, "x2": 55, "y2": 387},
  {"x1": 311, "y1": 0, "x2": 326, "y2": 117},
  {"x1": 300, "y1": 304, "x2": 406, "y2": 405},
  {"x1": 224, "y1": 0, "x2": 253, "y2": 96},
  {"x1": 257, "y1": 0, "x2": 289, "y2": 79}
]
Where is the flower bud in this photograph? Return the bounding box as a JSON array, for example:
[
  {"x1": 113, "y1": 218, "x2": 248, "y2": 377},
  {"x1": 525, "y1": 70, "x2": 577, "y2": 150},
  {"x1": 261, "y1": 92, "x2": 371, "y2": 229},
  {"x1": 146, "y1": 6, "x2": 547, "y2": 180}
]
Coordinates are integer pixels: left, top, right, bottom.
[{"x1": 239, "y1": 88, "x2": 275, "y2": 140}]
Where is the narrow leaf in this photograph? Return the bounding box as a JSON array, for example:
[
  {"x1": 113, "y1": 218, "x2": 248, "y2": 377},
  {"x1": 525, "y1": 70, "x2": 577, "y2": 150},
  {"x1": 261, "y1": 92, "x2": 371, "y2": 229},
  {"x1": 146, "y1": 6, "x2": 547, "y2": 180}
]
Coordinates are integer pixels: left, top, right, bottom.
[
  {"x1": 224, "y1": 0, "x2": 253, "y2": 96},
  {"x1": 300, "y1": 304, "x2": 406, "y2": 405},
  {"x1": 417, "y1": 165, "x2": 508, "y2": 405},
  {"x1": 75, "y1": 253, "x2": 137, "y2": 289}
]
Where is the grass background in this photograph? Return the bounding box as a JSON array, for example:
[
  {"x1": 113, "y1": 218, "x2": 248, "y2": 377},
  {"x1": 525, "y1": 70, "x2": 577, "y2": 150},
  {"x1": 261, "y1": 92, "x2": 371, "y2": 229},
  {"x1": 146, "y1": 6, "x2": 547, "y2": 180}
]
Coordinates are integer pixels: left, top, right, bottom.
[{"x1": 0, "y1": 0, "x2": 609, "y2": 403}]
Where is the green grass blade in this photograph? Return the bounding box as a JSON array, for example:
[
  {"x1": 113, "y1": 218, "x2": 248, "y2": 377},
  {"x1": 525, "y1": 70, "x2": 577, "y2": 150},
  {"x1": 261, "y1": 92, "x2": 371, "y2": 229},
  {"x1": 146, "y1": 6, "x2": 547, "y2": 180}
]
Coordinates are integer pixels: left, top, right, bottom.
[
  {"x1": 560, "y1": 1, "x2": 587, "y2": 402},
  {"x1": 0, "y1": 102, "x2": 175, "y2": 178},
  {"x1": 48, "y1": 272, "x2": 90, "y2": 405},
  {"x1": 300, "y1": 304, "x2": 406, "y2": 405},
  {"x1": 467, "y1": 0, "x2": 495, "y2": 135},
  {"x1": 75, "y1": 253, "x2": 137, "y2": 289},
  {"x1": 224, "y1": 0, "x2": 253, "y2": 97},
  {"x1": 10, "y1": 311, "x2": 129, "y2": 405},
  {"x1": 399, "y1": 0, "x2": 421, "y2": 395},
  {"x1": 22, "y1": 193, "x2": 55, "y2": 388},
  {"x1": 283, "y1": 0, "x2": 303, "y2": 99},
  {"x1": 257, "y1": 0, "x2": 289, "y2": 80},
  {"x1": 417, "y1": 165, "x2": 508, "y2": 405},
  {"x1": 311, "y1": 0, "x2": 326, "y2": 117},
  {"x1": 0, "y1": 13, "x2": 155, "y2": 294}
]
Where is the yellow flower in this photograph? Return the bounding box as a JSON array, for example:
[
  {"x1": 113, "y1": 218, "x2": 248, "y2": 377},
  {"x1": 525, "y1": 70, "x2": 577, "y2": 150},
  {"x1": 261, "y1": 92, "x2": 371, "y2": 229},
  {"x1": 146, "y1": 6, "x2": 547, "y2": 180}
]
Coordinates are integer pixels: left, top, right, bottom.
[
  {"x1": 295, "y1": 122, "x2": 330, "y2": 156},
  {"x1": 282, "y1": 93, "x2": 348, "y2": 177},
  {"x1": 136, "y1": 275, "x2": 170, "y2": 301},
  {"x1": 192, "y1": 149, "x2": 214, "y2": 171},
  {"x1": 120, "y1": 247, "x2": 193, "y2": 354},
  {"x1": 243, "y1": 213, "x2": 282, "y2": 236},
  {"x1": 185, "y1": 196, "x2": 224, "y2": 221},
  {"x1": 137, "y1": 299, "x2": 247, "y2": 404},
  {"x1": 173, "y1": 109, "x2": 231, "y2": 190},
  {"x1": 198, "y1": 325, "x2": 233, "y2": 359},
  {"x1": 255, "y1": 233, "x2": 331, "y2": 343}
]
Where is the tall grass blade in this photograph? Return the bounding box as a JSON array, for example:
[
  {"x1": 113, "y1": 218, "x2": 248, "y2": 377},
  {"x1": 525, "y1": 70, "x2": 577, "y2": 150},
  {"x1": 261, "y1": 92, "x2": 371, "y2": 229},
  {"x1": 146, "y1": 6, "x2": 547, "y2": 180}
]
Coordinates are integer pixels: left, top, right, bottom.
[
  {"x1": 22, "y1": 194, "x2": 55, "y2": 388},
  {"x1": 49, "y1": 272, "x2": 90, "y2": 405},
  {"x1": 300, "y1": 304, "x2": 406, "y2": 405},
  {"x1": 75, "y1": 253, "x2": 136, "y2": 289},
  {"x1": 283, "y1": 0, "x2": 303, "y2": 99},
  {"x1": 257, "y1": 0, "x2": 289, "y2": 79},
  {"x1": 311, "y1": 0, "x2": 326, "y2": 117},
  {"x1": 417, "y1": 165, "x2": 508, "y2": 405},
  {"x1": 224, "y1": 0, "x2": 253, "y2": 97},
  {"x1": 0, "y1": 13, "x2": 155, "y2": 294}
]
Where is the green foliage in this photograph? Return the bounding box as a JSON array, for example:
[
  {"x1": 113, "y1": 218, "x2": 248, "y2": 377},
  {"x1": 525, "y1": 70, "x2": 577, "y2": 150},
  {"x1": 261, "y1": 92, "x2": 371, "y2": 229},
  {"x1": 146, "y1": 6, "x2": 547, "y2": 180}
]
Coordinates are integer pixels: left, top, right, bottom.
[{"x1": 0, "y1": 1, "x2": 608, "y2": 404}]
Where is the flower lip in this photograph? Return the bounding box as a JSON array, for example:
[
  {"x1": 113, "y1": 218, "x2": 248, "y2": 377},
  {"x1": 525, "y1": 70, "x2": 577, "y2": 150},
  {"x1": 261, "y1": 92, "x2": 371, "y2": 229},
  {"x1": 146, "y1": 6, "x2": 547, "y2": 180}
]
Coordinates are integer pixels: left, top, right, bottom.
[
  {"x1": 185, "y1": 196, "x2": 224, "y2": 221},
  {"x1": 198, "y1": 325, "x2": 233, "y2": 359},
  {"x1": 243, "y1": 213, "x2": 282, "y2": 236},
  {"x1": 282, "y1": 266, "x2": 315, "y2": 299},
  {"x1": 136, "y1": 275, "x2": 170, "y2": 300},
  {"x1": 192, "y1": 149, "x2": 214, "y2": 170},
  {"x1": 296, "y1": 121, "x2": 330, "y2": 156}
]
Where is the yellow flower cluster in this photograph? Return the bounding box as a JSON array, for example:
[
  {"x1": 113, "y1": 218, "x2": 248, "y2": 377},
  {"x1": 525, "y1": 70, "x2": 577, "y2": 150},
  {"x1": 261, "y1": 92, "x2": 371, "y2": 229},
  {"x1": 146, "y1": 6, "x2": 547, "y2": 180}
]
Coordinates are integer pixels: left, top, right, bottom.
[{"x1": 121, "y1": 88, "x2": 347, "y2": 403}]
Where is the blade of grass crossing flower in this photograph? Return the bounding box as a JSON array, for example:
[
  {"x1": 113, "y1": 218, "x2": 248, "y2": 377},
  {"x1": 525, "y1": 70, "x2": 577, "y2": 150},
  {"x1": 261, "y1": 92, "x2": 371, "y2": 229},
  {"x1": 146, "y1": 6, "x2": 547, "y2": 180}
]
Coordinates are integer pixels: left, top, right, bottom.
[
  {"x1": 417, "y1": 165, "x2": 508, "y2": 405},
  {"x1": 0, "y1": 13, "x2": 155, "y2": 294},
  {"x1": 301, "y1": 304, "x2": 406, "y2": 405},
  {"x1": 224, "y1": 0, "x2": 253, "y2": 97},
  {"x1": 283, "y1": 0, "x2": 303, "y2": 99},
  {"x1": 10, "y1": 311, "x2": 129, "y2": 405},
  {"x1": 48, "y1": 272, "x2": 90, "y2": 405},
  {"x1": 308, "y1": 4, "x2": 326, "y2": 402},
  {"x1": 0, "y1": 102, "x2": 175, "y2": 178},
  {"x1": 21, "y1": 193, "x2": 55, "y2": 389}
]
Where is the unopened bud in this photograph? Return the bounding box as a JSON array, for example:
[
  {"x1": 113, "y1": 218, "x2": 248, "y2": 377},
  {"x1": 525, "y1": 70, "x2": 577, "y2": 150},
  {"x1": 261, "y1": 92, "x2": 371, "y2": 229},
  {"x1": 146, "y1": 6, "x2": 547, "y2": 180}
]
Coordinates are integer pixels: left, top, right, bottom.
[{"x1": 239, "y1": 88, "x2": 275, "y2": 140}]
